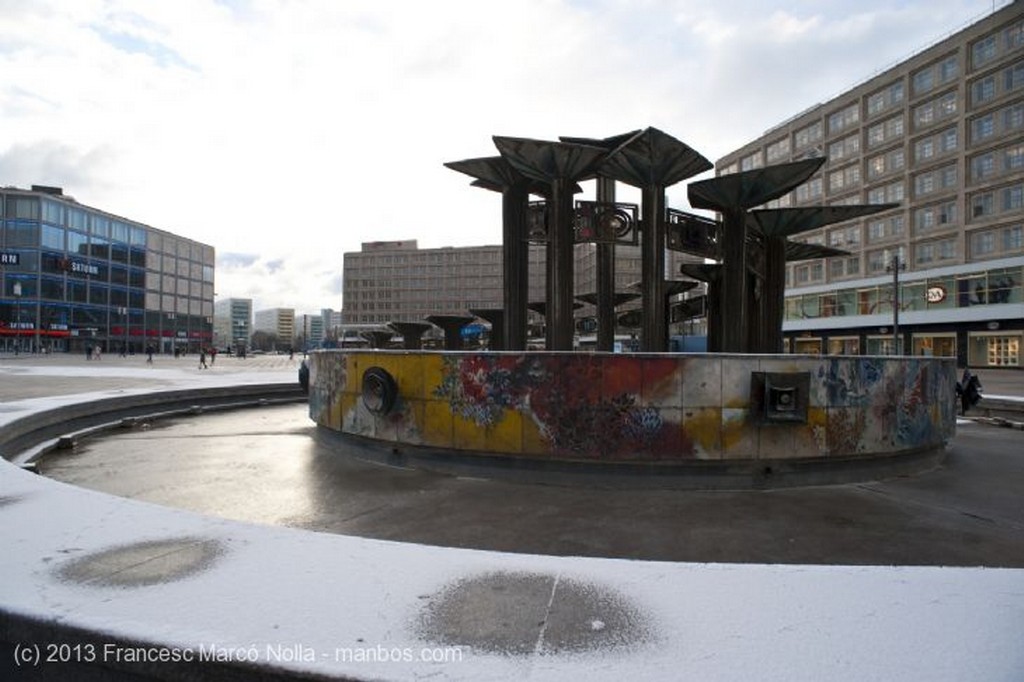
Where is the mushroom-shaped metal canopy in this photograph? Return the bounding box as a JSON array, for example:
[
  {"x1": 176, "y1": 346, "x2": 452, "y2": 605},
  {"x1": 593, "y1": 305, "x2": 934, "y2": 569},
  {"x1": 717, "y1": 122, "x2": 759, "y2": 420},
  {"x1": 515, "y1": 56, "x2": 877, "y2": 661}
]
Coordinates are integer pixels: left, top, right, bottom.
[
  {"x1": 598, "y1": 127, "x2": 712, "y2": 189},
  {"x1": 425, "y1": 315, "x2": 477, "y2": 351},
  {"x1": 445, "y1": 155, "x2": 551, "y2": 195},
  {"x1": 679, "y1": 263, "x2": 722, "y2": 282},
  {"x1": 492, "y1": 136, "x2": 608, "y2": 183},
  {"x1": 627, "y1": 280, "x2": 699, "y2": 296},
  {"x1": 361, "y1": 330, "x2": 394, "y2": 349},
  {"x1": 748, "y1": 203, "x2": 900, "y2": 238},
  {"x1": 688, "y1": 158, "x2": 826, "y2": 212},
  {"x1": 575, "y1": 292, "x2": 643, "y2": 307},
  {"x1": 526, "y1": 301, "x2": 584, "y2": 317},
  {"x1": 785, "y1": 242, "x2": 851, "y2": 261},
  {"x1": 388, "y1": 321, "x2": 434, "y2": 350}
]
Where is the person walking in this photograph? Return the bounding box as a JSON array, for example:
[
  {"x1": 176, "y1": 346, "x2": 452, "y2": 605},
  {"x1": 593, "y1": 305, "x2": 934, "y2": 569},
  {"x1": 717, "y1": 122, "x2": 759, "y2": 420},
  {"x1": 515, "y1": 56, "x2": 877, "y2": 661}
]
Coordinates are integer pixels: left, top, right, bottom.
[
  {"x1": 146, "y1": 344, "x2": 154, "y2": 364},
  {"x1": 210, "y1": 347, "x2": 217, "y2": 365},
  {"x1": 199, "y1": 348, "x2": 208, "y2": 370}
]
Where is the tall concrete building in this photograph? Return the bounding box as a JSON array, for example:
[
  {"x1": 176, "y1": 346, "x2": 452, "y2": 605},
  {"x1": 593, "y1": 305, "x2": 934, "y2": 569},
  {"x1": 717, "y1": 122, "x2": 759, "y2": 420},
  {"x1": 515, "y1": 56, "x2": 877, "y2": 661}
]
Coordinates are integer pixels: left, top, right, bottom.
[
  {"x1": 253, "y1": 307, "x2": 295, "y2": 350},
  {"x1": 213, "y1": 297, "x2": 252, "y2": 352},
  {"x1": 717, "y1": 2, "x2": 1023, "y2": 368},
  {"x1": 1, "y1": 185, "x2": 214, "y2": 355},
  {"x1": 342, "y1": 240, "x2": 545, "y2": 332},
  {"x1": 342, "y1": 239, "x2": 702, "y2": 343}
]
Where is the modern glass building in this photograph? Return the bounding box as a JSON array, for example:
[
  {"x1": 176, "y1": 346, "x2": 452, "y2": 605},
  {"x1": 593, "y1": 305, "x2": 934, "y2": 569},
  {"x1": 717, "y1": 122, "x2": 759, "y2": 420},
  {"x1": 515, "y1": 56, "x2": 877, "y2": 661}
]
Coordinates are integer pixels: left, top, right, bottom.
[
  {"x1": 1, "y1": 185, "x2": 214, "y2": 354},
  {"x1": 716, "y1": 2, "x2": 1023, "y2": 367}
]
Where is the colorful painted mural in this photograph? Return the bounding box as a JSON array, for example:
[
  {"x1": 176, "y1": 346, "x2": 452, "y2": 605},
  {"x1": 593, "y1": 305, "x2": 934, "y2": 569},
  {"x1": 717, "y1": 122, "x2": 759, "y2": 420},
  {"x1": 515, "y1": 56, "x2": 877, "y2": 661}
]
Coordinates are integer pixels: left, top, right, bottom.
[{"x1": 308, "y1": 350, "x2": 957, "y2": 464}]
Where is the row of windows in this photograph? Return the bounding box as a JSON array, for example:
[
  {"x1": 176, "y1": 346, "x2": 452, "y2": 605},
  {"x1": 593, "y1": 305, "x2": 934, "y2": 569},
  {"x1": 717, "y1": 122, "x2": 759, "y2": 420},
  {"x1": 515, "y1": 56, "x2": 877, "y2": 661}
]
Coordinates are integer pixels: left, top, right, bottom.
[
  {"x1": 2, "y1": 222, "x2": 214, "y2": 281},
  {"x1": 728, "y1": 53, "x2": 1023, "y2": 176},
  {"x1": 789, "y1": 222, "x2": 1022, "y2": 286},
  {"x1": 0, "y1": 250, "x2": 213, "y2": 296},
  {"x1": 785, "y1": 266, "x2": 1022, "y2": 321},
  {"x1": 1, "y1": 195, "x2": 213, "y2": 264},
  {"x1": 741, "y1": 95, "x2": 1022, "y2": 180}
]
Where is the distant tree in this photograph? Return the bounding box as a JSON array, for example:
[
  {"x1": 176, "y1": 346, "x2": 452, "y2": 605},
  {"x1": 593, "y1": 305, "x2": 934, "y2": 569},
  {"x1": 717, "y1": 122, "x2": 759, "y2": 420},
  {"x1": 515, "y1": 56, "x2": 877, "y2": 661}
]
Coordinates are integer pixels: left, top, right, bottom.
[{"x1": 250, "y1": 330, "x2": 279, "y2": 352}]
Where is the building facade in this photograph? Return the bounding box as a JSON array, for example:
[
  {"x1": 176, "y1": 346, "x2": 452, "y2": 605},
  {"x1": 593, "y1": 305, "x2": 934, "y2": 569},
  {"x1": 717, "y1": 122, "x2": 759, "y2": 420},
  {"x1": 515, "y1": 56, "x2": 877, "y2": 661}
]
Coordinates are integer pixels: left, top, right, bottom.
[
  {"x1": 1, "y1": 185, "x2": 214, "y2": 354},
  {"x1": 213, "y1": 297, "x2": 252, "y2": 353},
  {"x1": 342, "y1": 239, "x2": 702, "y2": 344},
  {"x1": 716, "y1": 2, "x2": 1023, "y2": 367},
  {"x1": 253, "y1": 307, "x2": 295, "y2": 350}
]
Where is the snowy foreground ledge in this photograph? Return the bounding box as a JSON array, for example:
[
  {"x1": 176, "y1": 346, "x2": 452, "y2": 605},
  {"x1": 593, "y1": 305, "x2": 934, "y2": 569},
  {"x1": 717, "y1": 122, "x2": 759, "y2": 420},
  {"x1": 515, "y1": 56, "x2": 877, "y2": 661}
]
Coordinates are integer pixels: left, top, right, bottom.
[{"x1": 1, "y1": 388, "x2": 1023, "y2": 681}]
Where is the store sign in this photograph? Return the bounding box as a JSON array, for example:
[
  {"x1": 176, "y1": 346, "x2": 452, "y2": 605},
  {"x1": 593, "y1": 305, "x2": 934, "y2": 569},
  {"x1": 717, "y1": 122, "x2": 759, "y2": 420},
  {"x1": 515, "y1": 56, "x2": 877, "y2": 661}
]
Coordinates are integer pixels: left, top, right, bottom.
[
  {"x1": 70, "y1": 261, "x2": 100, "y2": 276},
  {"x1": 925, "y1": 285, "x2": 947, "y2": 303},
  {"x1": 0, "y1": 252, "x2": 19, "y2": 265}
]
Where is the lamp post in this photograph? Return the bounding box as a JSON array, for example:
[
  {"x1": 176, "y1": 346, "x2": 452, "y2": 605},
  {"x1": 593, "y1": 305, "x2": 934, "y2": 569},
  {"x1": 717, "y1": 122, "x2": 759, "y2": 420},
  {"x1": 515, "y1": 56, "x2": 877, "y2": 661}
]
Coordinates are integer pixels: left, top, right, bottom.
[
  {"x1": 118, "y1": 307, "x2": 128, "y2": 355},
  {"x1": 13, "y1": 281, "x2": 21, "y2": 355},
  {"x1": 887, "y1": 252, "x2": 905, "y2": 355}
]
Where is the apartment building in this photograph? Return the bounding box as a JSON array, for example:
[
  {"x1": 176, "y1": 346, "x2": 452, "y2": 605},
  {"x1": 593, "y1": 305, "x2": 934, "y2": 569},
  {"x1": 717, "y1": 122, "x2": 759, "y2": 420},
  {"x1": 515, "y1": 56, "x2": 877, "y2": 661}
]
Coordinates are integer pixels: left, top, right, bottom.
[{"x1": 716, "y1": 2, "x2": 1023, "y2": 367}]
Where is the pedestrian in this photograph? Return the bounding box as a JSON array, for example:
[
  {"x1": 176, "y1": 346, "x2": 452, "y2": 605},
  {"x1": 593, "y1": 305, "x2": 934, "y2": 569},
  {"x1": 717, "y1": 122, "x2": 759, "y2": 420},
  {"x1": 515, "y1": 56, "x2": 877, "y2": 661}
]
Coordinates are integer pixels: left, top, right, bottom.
[
  {"x1": 199, "y1": 348, "x2": 208, "y2": 370},
  {"x1": 86, "y1": 344, "x2": 92, "y2": 361},
  {"x1": 93, "y1": 345, "x2": 102, "y2": 360},
  {"x1": 210, "y1": 347, "x2": 217, "y2": 365},
  {"x1": 146, "y1": 344, "x2": 154, "y2": 364}
]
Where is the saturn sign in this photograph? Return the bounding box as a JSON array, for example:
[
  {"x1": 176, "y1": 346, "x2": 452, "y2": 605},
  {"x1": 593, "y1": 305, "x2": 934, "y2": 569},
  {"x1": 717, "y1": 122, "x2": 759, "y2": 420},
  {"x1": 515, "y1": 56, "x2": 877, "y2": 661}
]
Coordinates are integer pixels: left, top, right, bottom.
[{"x1": 925, "y1": 285, "x2": 947, "y2": 303}]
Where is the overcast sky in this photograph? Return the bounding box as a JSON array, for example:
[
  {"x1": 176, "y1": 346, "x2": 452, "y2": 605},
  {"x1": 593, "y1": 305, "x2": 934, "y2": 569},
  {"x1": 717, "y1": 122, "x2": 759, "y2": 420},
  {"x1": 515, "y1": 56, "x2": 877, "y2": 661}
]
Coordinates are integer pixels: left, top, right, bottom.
[{"x1": 1, "y1": 0, "x2": 1010, "y2": 314}]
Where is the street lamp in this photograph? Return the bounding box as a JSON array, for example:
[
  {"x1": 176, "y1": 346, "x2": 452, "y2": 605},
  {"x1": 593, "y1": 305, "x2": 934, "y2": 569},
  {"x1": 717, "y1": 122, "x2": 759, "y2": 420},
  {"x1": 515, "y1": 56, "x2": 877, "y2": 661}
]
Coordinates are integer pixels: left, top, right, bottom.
[
  {"x1": 12, "y1": 281, "x2": 21, "y2": 355},
  {"x1": 118, "y1": 307, "x2": 129, "y2": 355},
  {"x1": 886, "y1": 252, "x2": 905, "y2": 355}
]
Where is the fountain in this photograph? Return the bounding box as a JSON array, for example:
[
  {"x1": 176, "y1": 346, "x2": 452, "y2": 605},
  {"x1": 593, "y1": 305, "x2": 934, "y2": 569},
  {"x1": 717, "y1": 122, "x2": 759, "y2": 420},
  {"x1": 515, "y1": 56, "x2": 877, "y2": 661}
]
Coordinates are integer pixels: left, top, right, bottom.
[{"x1": 309, "y1": 128, "x2": 957, "y2": 487}]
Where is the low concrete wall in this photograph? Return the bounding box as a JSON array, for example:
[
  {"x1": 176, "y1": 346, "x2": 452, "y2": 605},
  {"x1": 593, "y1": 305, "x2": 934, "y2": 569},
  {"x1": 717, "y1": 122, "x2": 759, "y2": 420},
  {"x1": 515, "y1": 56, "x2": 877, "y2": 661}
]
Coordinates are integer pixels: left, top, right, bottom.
[
  {"x1": 0, "y1": 383, "x2": 305, "y2": 466},
  {"x1": 309, "y1": 351, "x2": 957, "y2": 465}
]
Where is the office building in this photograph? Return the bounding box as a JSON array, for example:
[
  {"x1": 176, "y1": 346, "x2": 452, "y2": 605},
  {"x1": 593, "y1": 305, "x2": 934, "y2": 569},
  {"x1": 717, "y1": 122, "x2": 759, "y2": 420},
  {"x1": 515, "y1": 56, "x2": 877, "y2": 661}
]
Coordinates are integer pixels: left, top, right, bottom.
[
  {"x1": 1, "y1": 185, "x2": 214, "y2": 354},
  {"x1": 342, "y1": 239, "x2": 702, "y2": 343},
  {"x1": 716, "y1": 2, "x2": 1023, "y2": 367},
  {"x1": 254, "y1": 307, "x2": 295, "y2": 350},
  {"x1": 213, "y1": 297, "x2": 252, "y2": 352}
]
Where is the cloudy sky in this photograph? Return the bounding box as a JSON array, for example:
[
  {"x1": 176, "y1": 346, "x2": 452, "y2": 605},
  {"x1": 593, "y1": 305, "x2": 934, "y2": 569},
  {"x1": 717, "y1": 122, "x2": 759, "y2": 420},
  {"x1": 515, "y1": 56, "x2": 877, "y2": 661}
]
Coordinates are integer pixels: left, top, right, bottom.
[{"x1": 0, "y1": 0, "x2": 1010, "y2": 314}]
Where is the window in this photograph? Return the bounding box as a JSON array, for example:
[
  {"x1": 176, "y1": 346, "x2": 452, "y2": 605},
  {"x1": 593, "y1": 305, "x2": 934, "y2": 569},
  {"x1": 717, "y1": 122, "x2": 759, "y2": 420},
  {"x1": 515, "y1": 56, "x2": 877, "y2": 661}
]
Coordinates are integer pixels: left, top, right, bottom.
[
  {"x1": 828, "y1": 134, "x2": 859, "y2": 161},
  {"x1": 915, "y1": 172, "x2": 936, "y2": 197},
  {"x1": 1003, "y1": 184, "x2": 1024, "y2": 211},
  {"x1": 971, "y1": 230, "x2": 996, "y2": 256},
  {"x1": 915, "y1": 138, "x2": 935, "y2": 161},
  {"x1": 766, "y1": 137, "x2": 790, "y2": 163},
  {"x1": 972, "y1": 152, "x2": 996, "y2": 181},
  {"x1": 1007, "y1": 144, "x2": 1024, "y2": 170},
  {"x1": 916, "y1": 242, "x2": 935, "y2": 264},
  {"x1": 867, "y1": 81, "x2": 904, "y2": 117},
  {"x1": 1004, "y1": 224, "x2": 1023, "y2": 251},
  {"x1": 1006, "y1": 102, "x2": 1024, "y2": 131},
  {"x1": 828, "y1": 104, "x2": 859, "y2": 134},
  {"x1": 1006, "y1": 61, "x2": 1024, "y2": 93},
  {"x1": 1006, "y1": 21, "x2": 1024, "y2": 50},
  {"x1": 972, "y1": 114, "x2": 995, "y2": 142},
  {"x1": 939, "y1": 55, "x2": 959, "y2": 84},
  {"x1": 940, "y1": 164, "x2": 957, "y2": 189},
  {"x1": 940, "y1": 126, "x2": 958, "y2": 152},
  {"x1": 972, "y1": 35, "x2": 997, "y2": 68},
  {"x1": 740, "y1": 151, "x2": 763, "y2": 170},
  {"x1": 972, "y1": 192, "x2": 995, "y2": 218},
  {"x1": 794, "y1": 121, "x2": 823, "y2": 149},
  {"x1": 912, "y1": 67, "x2": 934, "y2": 95},
  {"x1": 972, "y1": 76, "x2": 996, "y2": 105}
]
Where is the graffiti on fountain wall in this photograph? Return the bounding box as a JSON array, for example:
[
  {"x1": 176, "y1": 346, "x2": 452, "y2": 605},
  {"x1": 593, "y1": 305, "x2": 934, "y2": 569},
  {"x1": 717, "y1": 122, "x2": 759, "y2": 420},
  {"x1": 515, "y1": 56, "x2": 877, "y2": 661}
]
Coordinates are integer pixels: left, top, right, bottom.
[{"x1": 308, "y1": 351, "x2": 956, "y2": 461}]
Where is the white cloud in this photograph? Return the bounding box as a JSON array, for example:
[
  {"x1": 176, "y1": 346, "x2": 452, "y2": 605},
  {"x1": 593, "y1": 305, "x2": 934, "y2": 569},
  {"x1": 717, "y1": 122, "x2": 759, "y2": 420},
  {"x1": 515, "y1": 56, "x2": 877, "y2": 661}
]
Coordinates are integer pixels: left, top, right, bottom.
[{"x1": 0, "y1": 0, "x2": 1004, "y2": 313}]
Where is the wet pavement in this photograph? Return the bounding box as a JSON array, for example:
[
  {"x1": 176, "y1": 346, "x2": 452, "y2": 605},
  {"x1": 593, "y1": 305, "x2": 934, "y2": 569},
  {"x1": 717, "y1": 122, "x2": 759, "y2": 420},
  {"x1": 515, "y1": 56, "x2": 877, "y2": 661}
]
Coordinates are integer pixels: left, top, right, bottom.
[{"x1": 36, "y1": 401, "x2": 1024, "y2": 568}]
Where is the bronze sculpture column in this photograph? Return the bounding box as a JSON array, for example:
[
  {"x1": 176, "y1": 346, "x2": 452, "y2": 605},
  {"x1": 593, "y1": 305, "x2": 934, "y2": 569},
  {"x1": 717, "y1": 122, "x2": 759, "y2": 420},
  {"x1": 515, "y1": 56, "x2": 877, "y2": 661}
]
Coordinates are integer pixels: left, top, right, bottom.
[
  {"x1": 492, "y1": 137, "x2": 606, "y2": 351},
  {"x1": 598, "y1": 128, "x2": 711, "y2": 352}
]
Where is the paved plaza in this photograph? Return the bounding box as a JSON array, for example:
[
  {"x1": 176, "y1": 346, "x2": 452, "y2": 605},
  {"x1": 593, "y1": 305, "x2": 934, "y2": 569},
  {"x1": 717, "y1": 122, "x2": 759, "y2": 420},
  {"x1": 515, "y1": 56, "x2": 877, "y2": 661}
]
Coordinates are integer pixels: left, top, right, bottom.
[{"x1": 1, "y1": 353, "x2": 1022, "y2": 681}]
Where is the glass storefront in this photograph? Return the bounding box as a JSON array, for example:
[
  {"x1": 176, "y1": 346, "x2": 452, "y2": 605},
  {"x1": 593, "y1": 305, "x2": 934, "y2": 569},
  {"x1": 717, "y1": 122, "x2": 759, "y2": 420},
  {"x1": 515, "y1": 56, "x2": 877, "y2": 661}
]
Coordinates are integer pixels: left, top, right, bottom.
[
  {"x1": 912, "y1": 333, "x2": 956, "y2": 357},
  {"x1": 969, "y1": 331, "x2": 1022, "y2": 367},
  {"x1": 827, "y1": 336, "x2": 861, "y2": 355},
  {"x1": 793, "y1": 337, "x2": 823, "y2": 354}
]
